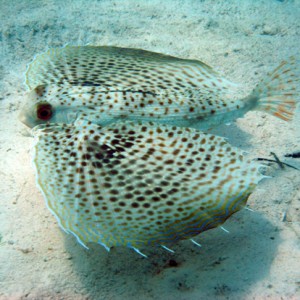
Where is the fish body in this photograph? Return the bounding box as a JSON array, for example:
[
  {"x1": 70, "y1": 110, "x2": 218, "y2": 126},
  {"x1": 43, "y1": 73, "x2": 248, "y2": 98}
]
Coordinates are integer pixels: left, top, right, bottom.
[
  {"x1": 20, "y1": 46, "x2": 299, "y2": 130},
  {"x1": 19, "y1": 46, "x2": 299, "y2": 255},
  {"x1": 20, "y1": 84, "x2": 248, "y2": 129}
]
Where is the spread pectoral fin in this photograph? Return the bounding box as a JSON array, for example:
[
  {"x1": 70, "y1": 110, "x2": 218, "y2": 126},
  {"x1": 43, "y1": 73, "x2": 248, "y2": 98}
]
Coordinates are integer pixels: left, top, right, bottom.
[{"x1": 32, "y1": 121, "x2": 263, "y2": 249}]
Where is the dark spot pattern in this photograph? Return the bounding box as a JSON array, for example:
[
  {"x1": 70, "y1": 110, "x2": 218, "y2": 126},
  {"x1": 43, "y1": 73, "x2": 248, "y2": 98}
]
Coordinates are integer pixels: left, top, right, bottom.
[
  {"x1": 33, "y1": 120, "x2": 262, "y2": 251},
  {"x1": 26, "y1": 46, "x2": 245, "y2": 130}
]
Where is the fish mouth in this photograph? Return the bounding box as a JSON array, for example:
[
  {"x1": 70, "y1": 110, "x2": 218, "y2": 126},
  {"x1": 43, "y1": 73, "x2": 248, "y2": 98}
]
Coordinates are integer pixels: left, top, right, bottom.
[
  {"x1": 18, "y1": 106, "x2": 42, "y2": 129},
  {"x1": 18, "y1": 110, "x2": 34, "y2": 128}
]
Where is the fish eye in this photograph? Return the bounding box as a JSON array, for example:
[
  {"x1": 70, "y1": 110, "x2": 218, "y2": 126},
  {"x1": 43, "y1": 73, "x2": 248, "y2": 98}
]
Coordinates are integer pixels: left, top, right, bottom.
[{"x1": 36, "y1": 103, "x2": 53, "y2": 121}]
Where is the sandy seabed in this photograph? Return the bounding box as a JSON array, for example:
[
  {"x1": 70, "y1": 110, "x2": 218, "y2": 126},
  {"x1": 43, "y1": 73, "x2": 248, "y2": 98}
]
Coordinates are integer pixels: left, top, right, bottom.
[{"x1": 0, "y1": 0, "x2": 300, "y2": 299}]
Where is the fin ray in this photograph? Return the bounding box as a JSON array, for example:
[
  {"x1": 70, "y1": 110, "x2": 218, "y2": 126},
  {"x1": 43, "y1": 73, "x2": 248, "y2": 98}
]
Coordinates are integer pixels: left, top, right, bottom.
[{"x1": 252, "y1": 57, "x2": 299, "y2": 121}]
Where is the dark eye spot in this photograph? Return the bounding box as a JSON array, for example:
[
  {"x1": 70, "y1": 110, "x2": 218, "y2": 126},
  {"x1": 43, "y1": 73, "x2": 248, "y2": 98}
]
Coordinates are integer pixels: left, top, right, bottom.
[{"x1": 37, "y1": 103, "x2": 53, "y2": 121}]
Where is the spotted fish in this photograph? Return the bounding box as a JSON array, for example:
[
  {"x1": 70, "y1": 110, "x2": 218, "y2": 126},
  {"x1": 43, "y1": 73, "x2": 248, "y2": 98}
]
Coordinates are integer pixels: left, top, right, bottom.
[
  {"x1": 20, "y1": 46, "x2": 299, "y2": 130},
  {"x1": 32, "y1": 120, "x2": 263, "y2": 254}
]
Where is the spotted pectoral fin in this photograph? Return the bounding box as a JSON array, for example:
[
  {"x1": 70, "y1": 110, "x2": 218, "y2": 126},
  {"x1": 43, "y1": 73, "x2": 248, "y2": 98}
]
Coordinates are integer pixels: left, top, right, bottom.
[
  {"x1": 32, "y1": 121, "x2": 263, "y2": 250},
  {"x1": 25, "y1": 45, "x2": 236, "y2": 94},
  {"x1": 32, "y1": 123, "x2": 118, "y2": 248}
]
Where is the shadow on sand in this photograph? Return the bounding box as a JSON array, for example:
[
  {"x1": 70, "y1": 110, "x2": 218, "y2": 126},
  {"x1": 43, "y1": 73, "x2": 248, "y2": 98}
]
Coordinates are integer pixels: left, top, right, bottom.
[{"x1": 64, "y1": 208, "x2": 280, "y2": 299}]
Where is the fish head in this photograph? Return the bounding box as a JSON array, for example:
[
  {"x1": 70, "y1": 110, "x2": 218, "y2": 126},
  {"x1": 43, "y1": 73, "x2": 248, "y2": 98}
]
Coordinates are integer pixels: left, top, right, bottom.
[{"x1": 19, "y1": 85, "x2": 80, "y2": 128}]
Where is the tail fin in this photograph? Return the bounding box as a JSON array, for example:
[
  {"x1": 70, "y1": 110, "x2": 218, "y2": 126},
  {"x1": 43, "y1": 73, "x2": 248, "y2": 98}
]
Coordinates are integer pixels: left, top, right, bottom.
[{"x1": 252, "y1": 57, "x2": 299, "y2": 121}]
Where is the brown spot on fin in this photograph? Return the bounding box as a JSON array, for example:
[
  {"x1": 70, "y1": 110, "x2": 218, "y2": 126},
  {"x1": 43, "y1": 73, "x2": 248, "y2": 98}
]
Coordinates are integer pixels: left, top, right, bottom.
[
  {"x1": 25, "y1": 45, "x2": 235, "y2": 95},
  {"x1": 32, "y1": 121, "x2": 263, "y2": 250},
  {"x1": 251, "y1": 56, "x2": 299, "y2": 121}
]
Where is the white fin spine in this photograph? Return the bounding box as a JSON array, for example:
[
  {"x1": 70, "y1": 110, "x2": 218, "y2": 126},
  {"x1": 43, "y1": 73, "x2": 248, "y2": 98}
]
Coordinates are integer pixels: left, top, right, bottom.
[
  {"x1": 161, "y1": 245, "x2": 175, "y2": 253},
  {"x1": 190, "y1": 239, "x2": 202, "y2": 247},
  {"x1": 245, "y1": 206, "x2": 255, "y2": 212},
  {"x1": 98, "y1": 241, "x2": 110, "y2": 252},
  {"x1": 220, "y1": 226, "x2": 230, "y2": 234},
  {"x1": 131, "y1": 247, "x2": 148, "y2": 258}
]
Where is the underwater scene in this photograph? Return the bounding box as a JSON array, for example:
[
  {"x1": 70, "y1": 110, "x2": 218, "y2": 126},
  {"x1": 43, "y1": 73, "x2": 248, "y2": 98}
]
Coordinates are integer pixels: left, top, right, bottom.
[{"x1": 0, "y1": 0, "x2": 299, "y2": 299}]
